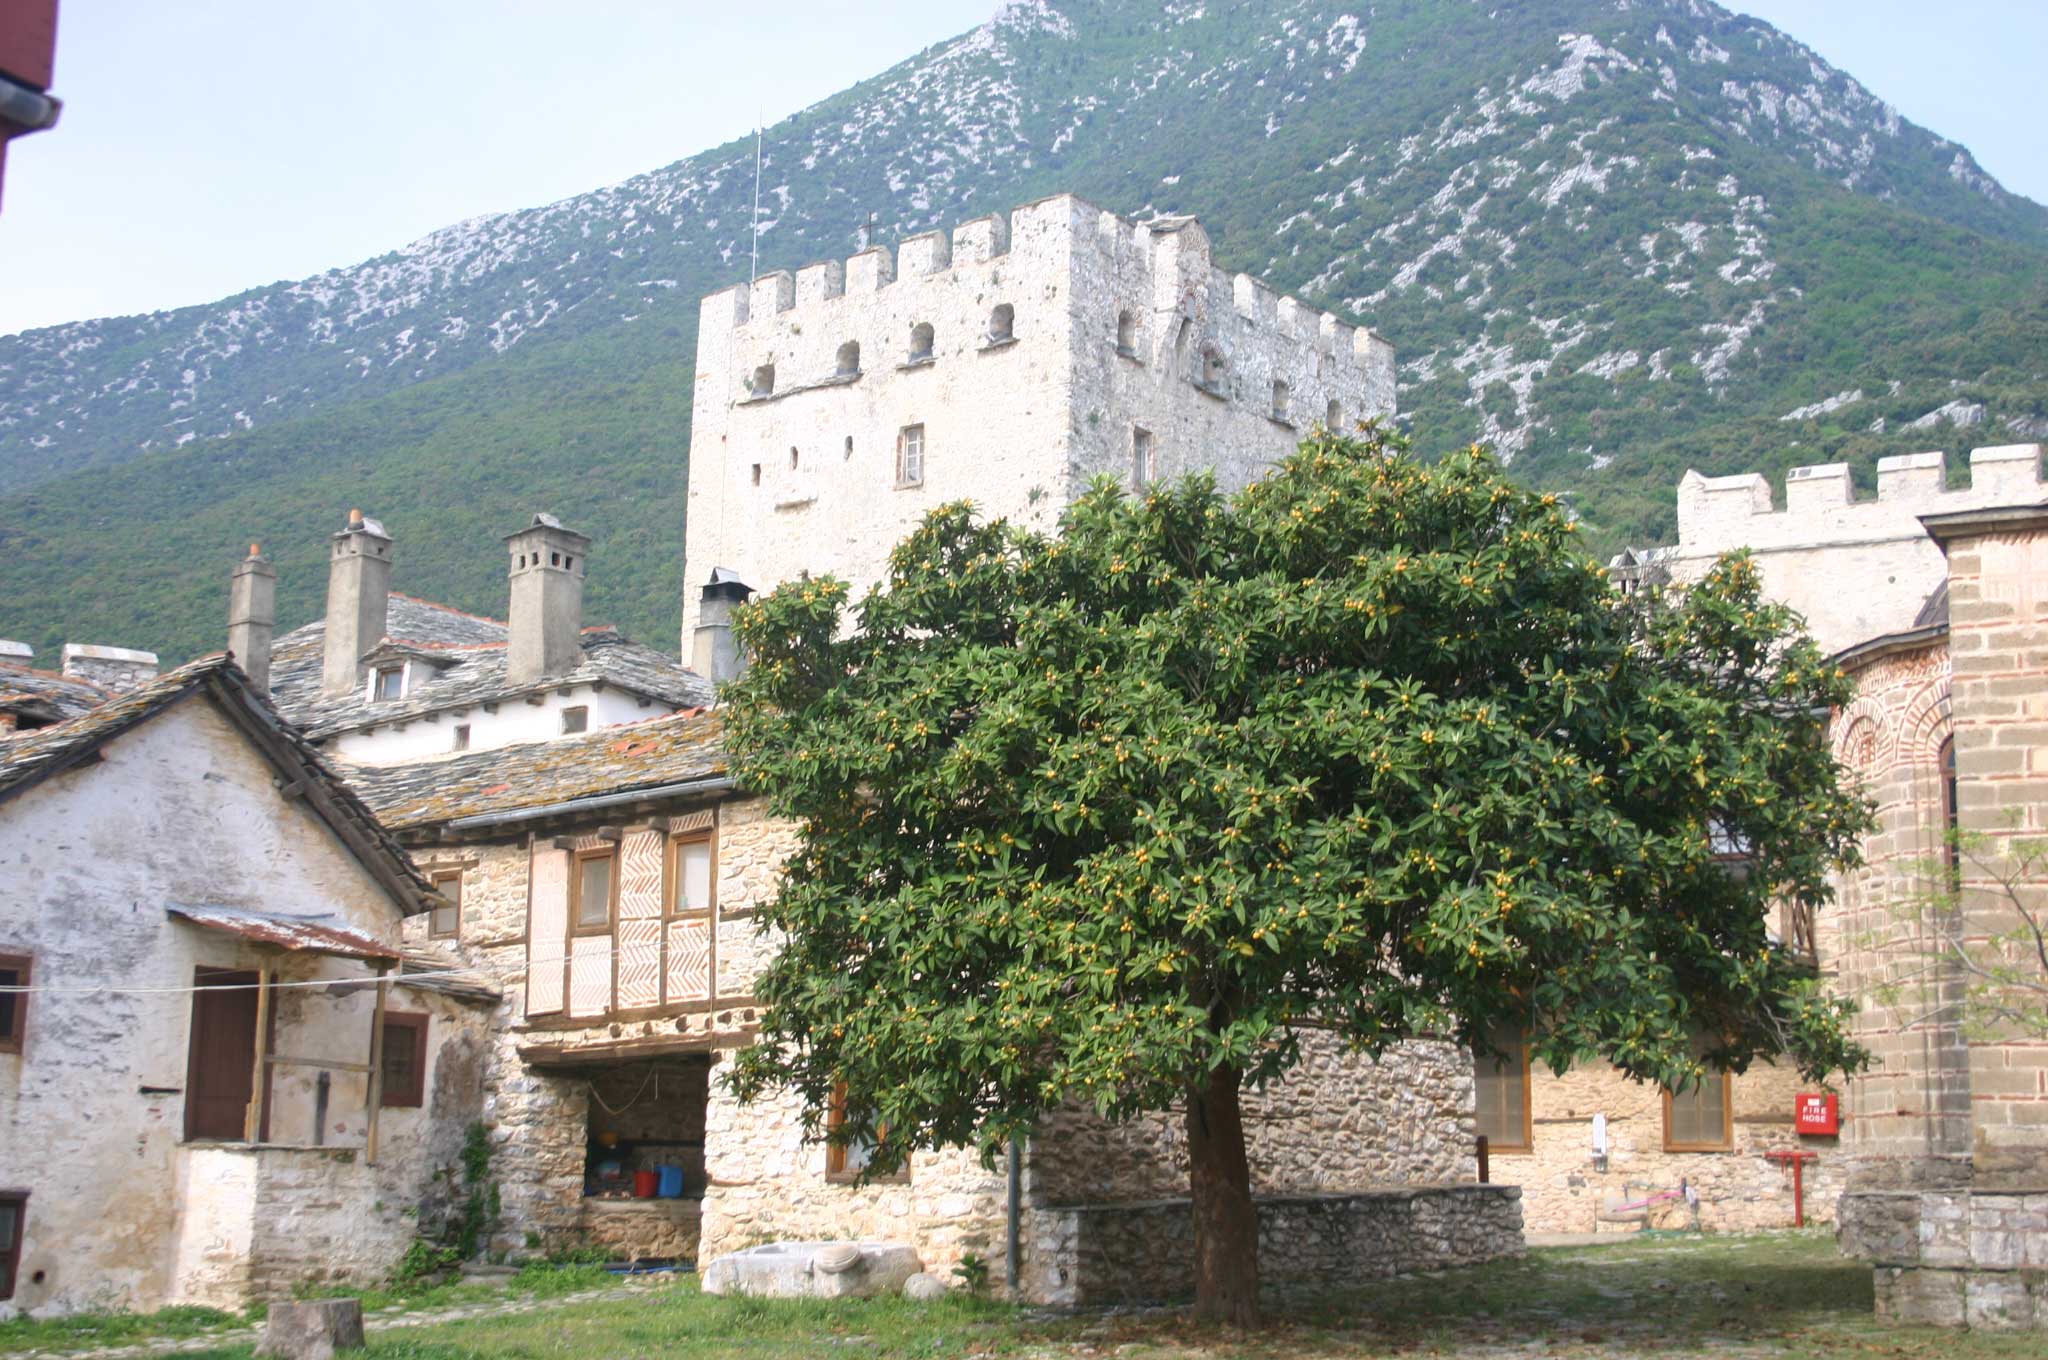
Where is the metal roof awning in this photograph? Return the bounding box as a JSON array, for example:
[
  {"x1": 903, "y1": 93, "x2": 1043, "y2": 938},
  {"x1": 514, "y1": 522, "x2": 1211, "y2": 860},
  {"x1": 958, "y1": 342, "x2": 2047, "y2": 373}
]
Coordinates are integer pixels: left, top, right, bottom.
[{"x1": 166, "y1": 904, "x2": 401, "y2": 963}]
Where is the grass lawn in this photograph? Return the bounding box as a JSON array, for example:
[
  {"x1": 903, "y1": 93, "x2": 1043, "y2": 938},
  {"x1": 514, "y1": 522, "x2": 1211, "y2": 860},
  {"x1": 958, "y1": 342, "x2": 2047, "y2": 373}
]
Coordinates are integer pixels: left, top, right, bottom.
[{"x1": 5, "y1": 1232, "x2": 2039, "y2": 1359}]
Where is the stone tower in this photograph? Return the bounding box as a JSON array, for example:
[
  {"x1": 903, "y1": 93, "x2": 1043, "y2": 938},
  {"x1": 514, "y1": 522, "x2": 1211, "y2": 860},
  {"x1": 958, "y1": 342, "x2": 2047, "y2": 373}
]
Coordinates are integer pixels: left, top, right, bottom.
[{"x1": 680, "y1": 193, "x2": 1398, "y2": 643}]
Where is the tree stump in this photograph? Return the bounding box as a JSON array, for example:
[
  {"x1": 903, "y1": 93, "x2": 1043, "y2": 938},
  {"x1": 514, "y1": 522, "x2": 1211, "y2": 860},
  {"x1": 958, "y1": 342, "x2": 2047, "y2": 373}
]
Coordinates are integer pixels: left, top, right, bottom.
[{"x1": 254, "y1": 1298, "x2": 366, "y2": 1359}]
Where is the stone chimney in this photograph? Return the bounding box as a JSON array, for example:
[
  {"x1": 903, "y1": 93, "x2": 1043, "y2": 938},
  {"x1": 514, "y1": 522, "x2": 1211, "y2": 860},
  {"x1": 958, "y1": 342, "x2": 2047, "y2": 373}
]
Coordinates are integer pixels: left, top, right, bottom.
[
  {"x1": 322, "y1": 509, "x2": 394, "y2": 698},
  {"x1": 504, "y1": 513, "x2": 591, "y2": 687},
  {"x1": 0, "y1": 640, "x2": 31, "y2": 667},
  {"x1": 61, "y1": 644, "x2": 159, "y2": 694},
  {"x1": 228, "y1": 544, "x2": 278, "y2": 696},
  {"x1": 691, "y1": 568, "x2": 754, "y2": 686}
]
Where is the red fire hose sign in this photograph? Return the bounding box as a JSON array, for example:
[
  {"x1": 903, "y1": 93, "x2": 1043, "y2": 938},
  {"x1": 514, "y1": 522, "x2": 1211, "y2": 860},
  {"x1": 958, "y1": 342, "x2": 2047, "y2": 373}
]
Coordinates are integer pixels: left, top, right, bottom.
[{"x1": 1796, "y1": 1092, "x2": 1839, "y2": 1135}]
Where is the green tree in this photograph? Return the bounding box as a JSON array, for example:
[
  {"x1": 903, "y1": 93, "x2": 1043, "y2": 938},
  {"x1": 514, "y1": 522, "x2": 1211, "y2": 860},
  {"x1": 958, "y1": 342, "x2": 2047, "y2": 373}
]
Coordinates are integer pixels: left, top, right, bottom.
[{"x1": 724, "y1": 428, "x2": 1869, "y2": 1325}]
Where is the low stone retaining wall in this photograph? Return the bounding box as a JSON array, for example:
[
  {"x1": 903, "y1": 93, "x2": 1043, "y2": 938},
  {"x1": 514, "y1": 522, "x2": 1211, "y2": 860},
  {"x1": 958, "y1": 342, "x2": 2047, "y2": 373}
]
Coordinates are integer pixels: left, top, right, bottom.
[
  {"x1": 577, "y1": 1198, "x2": 702, "y2": 1262},
  {"x1": 1025, "y1": 1184, "x2": 1523, "y2": 1306},
  {"x1": 1838, "y1": 1188, "x2": 2048, "y2": 1329}
]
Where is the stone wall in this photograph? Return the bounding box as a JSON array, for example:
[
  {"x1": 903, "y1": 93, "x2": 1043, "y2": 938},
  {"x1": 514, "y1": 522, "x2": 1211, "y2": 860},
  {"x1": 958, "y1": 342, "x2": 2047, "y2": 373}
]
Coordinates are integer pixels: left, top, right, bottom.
[
  {"x1": 1022, "y1": 1186, "x2": 1523, "y2": 1307},
  {"x1": 699, "y1": 1078, "x2": 1012, "y2": 1282},
  {"x1": 1511, "y1": 1060, "x2": 1843, "y2": 1233},
  {"x1": 1840, "y1": 1189, "x2": 2048, "y2": 1329},
  {"x1": 1029, "y1": 1034, "x2": 1475, "y2": 1204}
]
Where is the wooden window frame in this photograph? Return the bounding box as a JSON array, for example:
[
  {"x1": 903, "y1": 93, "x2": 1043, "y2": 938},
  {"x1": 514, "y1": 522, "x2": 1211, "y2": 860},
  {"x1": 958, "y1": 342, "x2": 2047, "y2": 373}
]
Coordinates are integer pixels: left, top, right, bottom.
[
  {"x1": 1662, "y1": 1073, "x2": 1735, "y2": 1152},
  {"x1": 428, "y1": 870, "x2": 462, "y2": 940},
  {"x1": 569, "y1": 847, "x2": 617, "y2": 937},
  {"x1": 667, "y1": 830, "x2": 718, "y2": 921},
  {"x1": 0, "y1": 1190, "x2": 26, "y2": 1302},
  {"x1": 896, "y1": 424, "x2": 925, "y2": 488},
  {"x1": 0, "y1": 952, "x2": 30, "y2": 1054},
  {"x1": 1473, "y1": 1035, "x2": 1534, "y2": 1154},
  {"x1": 825, "y1": 1081, "x2": 909, "y2": 1185},
  {"x1": 379, "y1": 1011, "x2": 429, "y2": 1109},
  {"x1": 371, "y1": 665, "x2": 404, "y2": 702}
]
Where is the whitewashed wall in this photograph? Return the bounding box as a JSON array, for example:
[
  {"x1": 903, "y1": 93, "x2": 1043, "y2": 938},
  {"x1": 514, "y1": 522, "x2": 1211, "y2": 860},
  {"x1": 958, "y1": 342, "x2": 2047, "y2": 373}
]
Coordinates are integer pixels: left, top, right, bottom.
[
  {"x1": 330, "y1": 683, "x2": 673, "y2": 766},
  {"x1": 0, "y1": 696, "x2": 482, "y2": 1316}
]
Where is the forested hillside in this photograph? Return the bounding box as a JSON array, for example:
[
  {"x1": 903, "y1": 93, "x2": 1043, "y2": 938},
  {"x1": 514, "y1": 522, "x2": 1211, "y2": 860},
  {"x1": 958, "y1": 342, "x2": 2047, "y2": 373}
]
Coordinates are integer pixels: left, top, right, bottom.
[{"x1": 3, "y1": 0, "x2": 2043, "y2": 662}]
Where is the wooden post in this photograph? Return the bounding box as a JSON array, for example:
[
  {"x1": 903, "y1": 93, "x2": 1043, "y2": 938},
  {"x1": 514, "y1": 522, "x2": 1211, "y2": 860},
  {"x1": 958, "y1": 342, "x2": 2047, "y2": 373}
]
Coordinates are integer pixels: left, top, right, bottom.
[
  {"x1": 364, "y1": 964, "x2": 391, "y2": 1165},
  {"x1": 244, "y1": 962, "x2": 274, "y2": 1143}
]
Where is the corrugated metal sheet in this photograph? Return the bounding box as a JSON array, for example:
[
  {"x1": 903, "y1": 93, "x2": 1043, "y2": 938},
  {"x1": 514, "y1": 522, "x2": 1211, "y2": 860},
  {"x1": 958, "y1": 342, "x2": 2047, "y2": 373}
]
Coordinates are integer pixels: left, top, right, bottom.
[{"x1": 166, "y1": 903, "x2": 399, "y2": 962}]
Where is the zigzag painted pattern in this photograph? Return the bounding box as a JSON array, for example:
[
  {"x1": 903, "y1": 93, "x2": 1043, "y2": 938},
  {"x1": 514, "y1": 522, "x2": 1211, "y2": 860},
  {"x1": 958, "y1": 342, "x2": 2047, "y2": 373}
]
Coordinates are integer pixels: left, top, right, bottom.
[
  {"x1": 617, "y1": 919, "x2": 662, "y2": 1009},
  {"x1": 526, "y1": 847, "x2": 568, "y2": 1016},
  {"x1": 619, "y1": 831, "x2": 663, "y2": 919},
  {"x1": 667, "y1": 919, "x2": 711, "y2": 1003}
]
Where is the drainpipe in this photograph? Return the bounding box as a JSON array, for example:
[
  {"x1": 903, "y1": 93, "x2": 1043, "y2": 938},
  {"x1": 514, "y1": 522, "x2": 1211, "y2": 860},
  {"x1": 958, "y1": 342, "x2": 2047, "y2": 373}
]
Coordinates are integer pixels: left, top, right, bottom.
[{"x1": 1005, "y1": 1137, "x2": 1022, "y2": 1293}]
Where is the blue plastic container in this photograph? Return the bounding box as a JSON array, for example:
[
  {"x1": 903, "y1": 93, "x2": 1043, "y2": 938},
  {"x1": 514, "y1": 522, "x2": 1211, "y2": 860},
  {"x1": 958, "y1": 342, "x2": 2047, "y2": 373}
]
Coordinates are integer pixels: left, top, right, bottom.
[{"x1": 656, "y1": 1165, "x2": 685, "y2": 1198}]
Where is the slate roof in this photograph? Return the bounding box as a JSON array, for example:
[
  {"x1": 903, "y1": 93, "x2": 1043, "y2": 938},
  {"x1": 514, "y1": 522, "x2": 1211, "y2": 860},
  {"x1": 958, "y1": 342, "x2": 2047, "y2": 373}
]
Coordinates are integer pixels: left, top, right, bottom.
[
  {"x1": 267, "y1": 594, "x2": 713, "y2": 741},
  {"x1": 167, "y1": 903, "x2": 401, "y2": 963},
  {"x1": 348, "y1": 707, "x2": 728, "y2": 832},
  {"x1": 399, "y1": 944, "x2": 503, "y2": 1006},
  {"x1": 0, "y1": 663, "x2": 110, "y2": 730},
  {"x1": 0, "y1": 655, "x2": 438, "y2": 915}
]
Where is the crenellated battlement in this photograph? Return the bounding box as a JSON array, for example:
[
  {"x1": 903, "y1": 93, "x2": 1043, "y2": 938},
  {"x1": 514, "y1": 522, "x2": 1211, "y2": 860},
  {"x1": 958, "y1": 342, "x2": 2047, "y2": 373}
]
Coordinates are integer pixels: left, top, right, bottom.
[
  {"x1": 1677, "y1": 445, "x2": 2045, "y2": 550},
  {"x1": 696, "y1": 193, "x2": 1389, "y2": 373},
  {"x1": 1663, "y1": 443, "x2": 2045, "y2": 653}
]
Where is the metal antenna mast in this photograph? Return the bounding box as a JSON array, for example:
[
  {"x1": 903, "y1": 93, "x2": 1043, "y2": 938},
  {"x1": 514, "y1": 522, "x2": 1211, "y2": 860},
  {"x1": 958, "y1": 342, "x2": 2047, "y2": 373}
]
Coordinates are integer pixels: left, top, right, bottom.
[{"x1": 749, "y1": 117, "x2": 763, "y2": 285}]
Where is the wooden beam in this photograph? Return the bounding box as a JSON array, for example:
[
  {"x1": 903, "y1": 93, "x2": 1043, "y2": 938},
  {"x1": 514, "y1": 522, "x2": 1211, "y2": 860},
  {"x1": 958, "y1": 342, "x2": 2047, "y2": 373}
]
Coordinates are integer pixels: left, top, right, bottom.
[
  {"x1": 245, "y1": 964, "x2": 274, "y2": 1143},
  {"x1": 266, "y1": 1055, "x2": 374, "y2": 1074},
  {"x1": 364, "y1": 966, "x2": 391, "y2": 1164}
]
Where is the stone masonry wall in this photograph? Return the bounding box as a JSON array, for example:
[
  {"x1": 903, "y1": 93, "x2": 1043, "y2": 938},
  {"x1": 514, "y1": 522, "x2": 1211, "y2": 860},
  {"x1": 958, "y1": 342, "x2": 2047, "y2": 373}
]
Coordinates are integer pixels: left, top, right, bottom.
[
  {"x1": 1511, "y1": 1060, "x2": 1842, "y2": 1233},
  {"x1": 1029, "y1": 1034, "x2": 1475, "y2": 1205},
  {"x1": 1022, "y1": 1186, "x2": 1524, "y2": 1307}
]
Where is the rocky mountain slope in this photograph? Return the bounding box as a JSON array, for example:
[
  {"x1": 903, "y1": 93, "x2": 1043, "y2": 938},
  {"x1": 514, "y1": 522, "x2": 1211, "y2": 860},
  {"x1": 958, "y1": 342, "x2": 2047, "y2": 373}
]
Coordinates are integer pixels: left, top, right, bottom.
[{"x1": 3, "y1": 0, "x2": 2044, "y2": 663}]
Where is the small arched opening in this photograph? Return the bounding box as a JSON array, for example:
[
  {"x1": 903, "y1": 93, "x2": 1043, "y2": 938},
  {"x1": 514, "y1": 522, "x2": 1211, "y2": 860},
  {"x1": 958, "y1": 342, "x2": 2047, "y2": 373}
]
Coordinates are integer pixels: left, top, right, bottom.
[
  {"x1": 1198, "y1": 344, "x2": 1226, "y2": 391},
  {"x1": 835, "y1": 341, "x2": 861, "y2": 377},
  {"x1": 988, "y1": 303, "x2": 1015, "y2": 343},
  {"x1": 909, "y1": 322, "x2": 935, "y2": 362},
  {"x1": 1116, "y1": 310, "x2": 1137, "y2": 352},
  {"x1": 1272, "y1": 380, "x2": 1291, "y2": 421},
  {"x1": 1326, "y1": 399, "x2": 1343, "y2": 431},
  {"x1": 750, "y1": 362, "x2": 775, "y2": 397}
]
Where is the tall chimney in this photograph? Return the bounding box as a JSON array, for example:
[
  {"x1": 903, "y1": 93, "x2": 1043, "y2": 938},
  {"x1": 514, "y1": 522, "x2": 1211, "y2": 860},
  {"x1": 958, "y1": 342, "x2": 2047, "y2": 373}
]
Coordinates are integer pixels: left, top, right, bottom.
[
  {"x1": 504, "y1": 513, "x2": 590, "y2": 687},
  {"x1": 692, "y1": 568, "x2": 754, "y2": 686},
  {"x1": 228, "y1": 543, "x2": 278, "y2": 696},
  {"x1": 322, "y1": 509, "x2": 394, "y2": 697}
]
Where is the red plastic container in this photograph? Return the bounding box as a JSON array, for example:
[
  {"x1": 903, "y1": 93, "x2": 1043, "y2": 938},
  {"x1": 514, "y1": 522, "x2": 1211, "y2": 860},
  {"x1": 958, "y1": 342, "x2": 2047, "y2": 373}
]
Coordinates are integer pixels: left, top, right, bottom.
[{"x1": 633, "y1": 1170, "x2": 658, "y2": 1199}]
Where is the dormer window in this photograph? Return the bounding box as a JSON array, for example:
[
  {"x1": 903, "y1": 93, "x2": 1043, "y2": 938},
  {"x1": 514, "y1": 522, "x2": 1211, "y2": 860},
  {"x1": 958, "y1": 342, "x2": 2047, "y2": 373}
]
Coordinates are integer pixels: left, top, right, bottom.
[{"x1": 371, "y1": 666, "x2": 404, "y2": 702}]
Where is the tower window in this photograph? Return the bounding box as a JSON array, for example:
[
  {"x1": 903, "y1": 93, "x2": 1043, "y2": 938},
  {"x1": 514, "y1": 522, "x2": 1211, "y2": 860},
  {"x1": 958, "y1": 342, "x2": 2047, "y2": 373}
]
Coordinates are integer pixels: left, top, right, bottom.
[
  {"x1": 987, "y1": 304, "x2": 1014, "y2": 344},
  {"x1": 750, "y1": 362, "x2": 775, "y2": 397},
  {"x1": 1327, "y1": 399, "x2": 1343, "y2": 430},
  {"x1": 1132, "y1": 427, "x2": 1156, "y2": 489},
  {"x1": 1198, "y1": 344, "x2": 1227, "y2": 392},
  {"x1": 1116, "y1": 310, "x2": 1138, "y2": 353},
  {"x1": 897, "y1": 424, "x2": 926, "y2": 487},
  {"x1": 844, "y1": 436, "x2": 854, "y2": 460},
  {"x1": 790, "y1": 446, "x2": 800, "y2": 471},
  {"x1": 908, "y1": 322, "x2": 934, "y2": 362},
  {"x1": 1272, "y1": 380, "x2": 1291, "y2": 421},
  {"x1": 751, "y1": 464, "x2": 762, "y2": 487},
  {"x1": 836, "y1": 341, "x2": 861, "y2": 377}
]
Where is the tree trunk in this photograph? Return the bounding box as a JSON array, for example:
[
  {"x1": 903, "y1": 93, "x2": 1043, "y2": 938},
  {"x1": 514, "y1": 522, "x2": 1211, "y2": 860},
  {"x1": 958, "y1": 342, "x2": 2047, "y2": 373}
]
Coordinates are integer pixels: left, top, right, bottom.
[{"x1": 1186, "y1": 1061, "x2": 1260, "y2": 1326}]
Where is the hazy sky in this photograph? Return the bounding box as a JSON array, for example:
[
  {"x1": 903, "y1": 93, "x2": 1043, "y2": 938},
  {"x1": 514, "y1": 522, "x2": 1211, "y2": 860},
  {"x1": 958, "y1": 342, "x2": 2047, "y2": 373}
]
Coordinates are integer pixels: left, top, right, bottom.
[{"x1": 0, "y1": 1, "x2": 2040, "y2": 337}]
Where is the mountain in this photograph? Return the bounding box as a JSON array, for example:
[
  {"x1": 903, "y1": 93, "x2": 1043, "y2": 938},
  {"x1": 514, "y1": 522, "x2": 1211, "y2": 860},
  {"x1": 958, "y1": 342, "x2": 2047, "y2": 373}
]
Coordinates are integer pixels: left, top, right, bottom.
[{"x1": 4, "y1": 0, "x2": 2045, "y2": 664}]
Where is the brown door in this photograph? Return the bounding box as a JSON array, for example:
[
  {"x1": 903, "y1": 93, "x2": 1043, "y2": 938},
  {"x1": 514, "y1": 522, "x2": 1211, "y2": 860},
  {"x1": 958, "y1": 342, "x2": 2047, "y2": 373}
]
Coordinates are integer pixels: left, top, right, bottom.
[{"x1": 185, "y1": 968, "x2": 261, "y2": 1141}]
